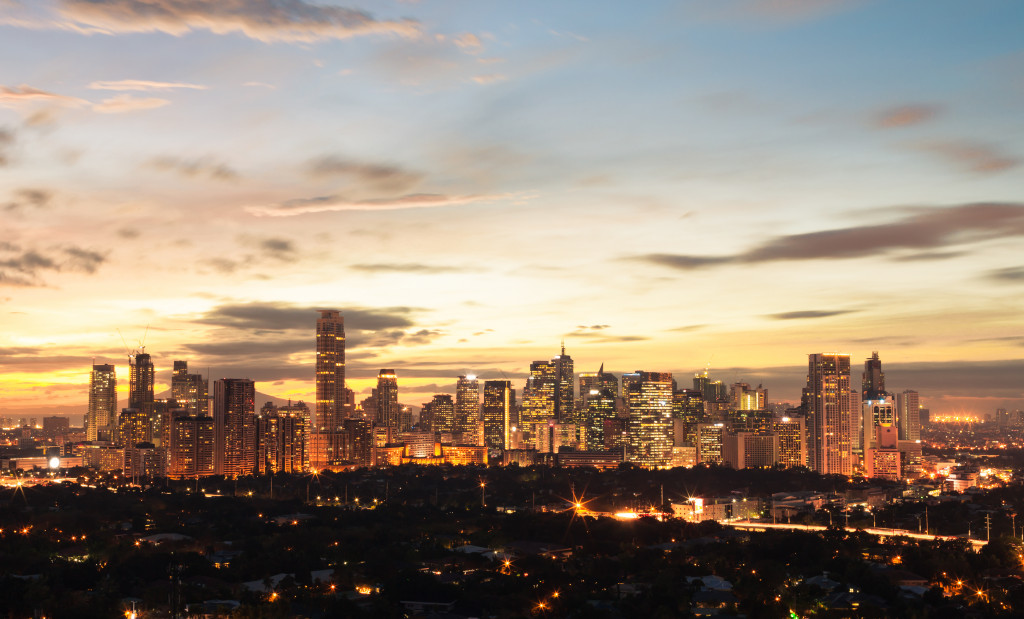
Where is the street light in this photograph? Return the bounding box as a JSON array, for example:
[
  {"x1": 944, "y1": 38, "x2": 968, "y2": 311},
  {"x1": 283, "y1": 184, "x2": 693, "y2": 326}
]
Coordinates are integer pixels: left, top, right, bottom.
[{"x1": 480, "y1": 481, "x2": 486, "y2": 507}]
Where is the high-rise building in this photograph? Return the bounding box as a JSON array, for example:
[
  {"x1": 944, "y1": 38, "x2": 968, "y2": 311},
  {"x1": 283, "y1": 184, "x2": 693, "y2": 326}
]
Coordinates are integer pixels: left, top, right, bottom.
[
  {"x1": 804, "y1": 353, "x2": 853, "y2": 476},
  {"x1": 695, "y1": 422, "x2": 726, "y2": 465},
  {"x1": 256, "y1": 406, "x2": 307, "y2": 474},
  {"x1": 773, "y1": 416, "x2": 806, "y2": 469},
  {"x1": 896, "y1": 390, "x2": 921, "y2": 441},
  {"x1": 167, "y1": 412, "x2": 215, "y2": 479},
  {"x1": 725, "y1": 432, "x2": 778, "y2": 469},
  {"x1": 521, "y1": 360, "x2": 556, "y2": 439},
  {"x1": 861, "y1": 351, "x2": 886, "y2": 400},
  {"x1": 552, "y1": 345, "x2": 574, "y2": 423},
  {"x1": 316, "y1": 310, "x2": 346, "y2": 461},
  {"x1": 625, "y1": 371, "x2": 673, "y2": 468},
  {"x1": 425, "y1": 394, "x2": 456, "y2": 434},
  {"x1": 456, "y1": 375, "x2": 481, "y2": 435},
  {"x1": 375, "y1": 370, "x2": 399, "y2": 429},
  {"x1": 128, "y1": 352, "x2": 155, "y2": 410},
  {"x1": 861, "y1": 395, "x2": 894, "y2": 452},
  {"x1": 584, "y1": 387, "x2": 618, "y2": 451},
  {"x1": 171, "y1": 360, "x2": 209, "y2": 416},
  {"x1": 482, "y1": 380, "x2": 513, "y2": 450},
  {"x1": 87, "y1": 363, "x2": 117, "y2": 441},
  {"x1": 730, "y1": 383, "x2": 767, "y2": 411},
  {"x1": 116, "y1": 408, "x2": 151, "y2": 447},
  {"x1": 213, "y1": 378, "x2": 256, "y2": 477},
  {"x1": 579, "y1": 364, "x2": 618, "y2": 402}
]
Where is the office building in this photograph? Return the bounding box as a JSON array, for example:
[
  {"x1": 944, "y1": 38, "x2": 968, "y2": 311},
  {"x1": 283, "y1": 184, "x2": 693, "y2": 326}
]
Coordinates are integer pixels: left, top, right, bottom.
[
  {"x1": 625, "y1": 371, "x2": 673, "y2": 468},
  {"x1": 695, "y1": 422, "x2": 726, "y2": 465},
  {"x1": 424, "y1": 394, "x2": 455, "y2": 434},
  {"x1": 862, "y1": 351, "x2": 886, "y2": 400},
  {"x1": 213, "y1": 378, "x2": 256, "y2": 477},
  {"x1": 804, "y1": 353, "x2": 854, "y2": 476},
  {"x1": 896, "y1": 390, "x2": 921, "y2": 441},
  {"x1": 725, "y1": 432, "x2": 778, "y2": 469},
  {"x1": 167, "y1": 412, "x2": 215, "y2": 479},
  {"x1": 773, "y1": 416, "x2": 806, "y2": 469},
  {"x1": 375, "y1": 370, "x2": 399, "y2": 429},
  {"x1": 128, "y1": 352, "x2": 155, "y2": 410},
  {"x1": 87, "y1": 363, "x2": 117, "y2": 441},
  {"x1": 482, "y1": 380, "x2": 513, "y2": 450},
  {"x1": 256, "y1": 406, "x2": 307, "y2": 474},
  {"x1": 316, "y1": 310, "x2": 346, "y2": 461},
  {"x1": 456, "y1": 375, "x2": 481, "y2": 435},
  {"x1": 171, "y1": 360, "x2": 209, "y2": 416}
]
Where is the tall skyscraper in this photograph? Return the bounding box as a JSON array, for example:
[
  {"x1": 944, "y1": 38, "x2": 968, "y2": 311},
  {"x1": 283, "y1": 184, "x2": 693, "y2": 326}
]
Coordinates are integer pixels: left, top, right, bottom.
[
  {"x1": 213, "y1": 378, "x2": 256, "y2": 477},
  {"x1": 804, "y1": 353, "x2": 853, "y2": 476},
  {"x1": 579, "y1": 364, "x2": 619, "y2": 401},
  {"x1": 862, "y1": 351, "x2": 886, "y2": 400},
  {"x1": 87, "y1": 363, "x2": 117, "y2": 441},
  {"x1": 552, "y1": 344, "x2": 574, "y2": 423},
  {"x1": 896, "y1": 389, "x2": 921, "y2": 441},
  {"x1": 482, "y1": 380, "x2": 513, "y2": 450},
  {"x1": 625, "y1": 371, "x2": 673, "y2": 468},
  {"x1": 456, "y1": 375, "x2": 481, "y2": 435},
  {"x1": 167, "y1": 412, "x2": 215, "y2": 479},
  {"x1": 375, "y1": 370, "x2": 399, "y2": 429},
  {"x1": 316, "y1": 310, "x2": 346, "y2": 462},
  {"x1": 773, "y1": 416, "x2": 806, "y2": 469},
  {"x1": 171, "y1": 360, "x2": 209, "y2": 416},
  {"x1": 584, "y1": 387, "x2": 617, "y2": 451},
  {"x1": 861, "y1": 395, "x2": 895, "y2": 451},
  {"x1": 521, "y1": 360, "x2": 556, "y2": 438},
  {"x1": 128, "y1": 352, "x2": 155, "y2": 410},
  {"x1": 425, "y1": 394, "x2": 456, "y2": 434}
]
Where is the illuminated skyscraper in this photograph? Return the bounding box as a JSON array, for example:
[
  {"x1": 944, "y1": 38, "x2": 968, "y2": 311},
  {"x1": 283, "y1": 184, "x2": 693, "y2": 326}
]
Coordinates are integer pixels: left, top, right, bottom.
[
  {"x1": 482, "y1": 380, "x2": 513, "y2": 449},
  {"x1": 128, "y1": 352, "x2": 155, "y2": 410},
  {"x1": 316, "y1": 310, "x2": 346, "y2": 462},
  {"x1": 804, "y1": 353, "x2": 853, "y2": 476},
  {"x1": 773, "y1": 416, "x2": 806, "y2": 469},
  {"x1": 861, "y1": 395, "x2": 894, "y2": 451},
  {"x1": 167, "y1": 412, "x2": 215, "y2": 479},
  {"x1": 256, "y1": 406, "x2": 307, "y2": 474},
  {"x1": 521, "y1": 360, "x2": 556, "y2": 439},
  {"x1": 625, "y1": 371, "x2": 673, "y2": 468},
  {"x1": 376, "y1": 370, "x2": 399, "y2": 428},
  {"x1": 861, "y1": 351, "x2": 886, "y2": 400},
  {"x1": 87, "y1": 363, "x2": 117, "y2": 441},
  {"x1": 584, "y1": 387, "x2": 617, "y2": 451},
  {"x1": 552, "y1": 345, "x2": 574, "y2": 423},
  {"x1": 456, "y1": 375, "x2": 481, "y2": 435},
  {"x1": 213, "y1": 378, "x2": 256, "y2": 477},
  {"x1": 171, "y1": 360, "x2": 209, "y2": 416},
  {"x1": 579, "y1": 364, "x2": 618, "y2": 402},
  {"x1": 425, "y1": 394, "x2": 456, "y2": 434},
  {"x1": 896, "y1": 389, "x2": 921, "y2": 441}
]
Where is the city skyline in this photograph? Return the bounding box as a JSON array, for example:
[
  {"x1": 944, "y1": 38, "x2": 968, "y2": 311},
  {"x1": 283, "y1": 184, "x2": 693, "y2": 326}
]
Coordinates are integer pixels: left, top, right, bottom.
[{"x1": 2, "y1": 1, "x2": 1023, "y2": 417}]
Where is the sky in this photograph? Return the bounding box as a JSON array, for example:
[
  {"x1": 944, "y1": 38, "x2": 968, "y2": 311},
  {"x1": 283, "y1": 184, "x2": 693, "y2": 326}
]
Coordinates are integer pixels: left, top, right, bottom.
[{"x1": 1, "y1": 0, "x2": 1023, "y2": 419}]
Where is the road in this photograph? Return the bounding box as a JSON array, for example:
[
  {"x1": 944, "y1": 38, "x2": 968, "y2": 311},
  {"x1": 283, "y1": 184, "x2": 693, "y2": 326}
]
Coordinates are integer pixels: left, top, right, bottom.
[{"x1": 729, "y1": 520, "x2": 988, "y2": 549}]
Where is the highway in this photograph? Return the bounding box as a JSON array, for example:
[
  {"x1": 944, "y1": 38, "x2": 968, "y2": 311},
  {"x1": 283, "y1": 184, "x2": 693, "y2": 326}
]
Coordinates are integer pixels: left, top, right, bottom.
[{"x1": 729, "y1": 520, "x2": 988, "y2": 549}]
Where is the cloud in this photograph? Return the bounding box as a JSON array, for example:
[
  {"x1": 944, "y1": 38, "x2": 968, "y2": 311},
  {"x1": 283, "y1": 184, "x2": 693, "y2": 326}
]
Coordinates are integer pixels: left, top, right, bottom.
[
  {"x1": 349, "y1": 263, "x2": 474, "y2": 275},
  {"x1": 0, "y1": 128, "x2": 13, "y2": 165},
  {"x1": 915, "y1": 140, "x2": 1018, "y2": 173},
  {"x1": 634, "y1": 202, "x2": 1024, "y2": 270},
  {"x1": 258, "y1": 237, "x2": 296, "y2": 261},
  {"x1": 0, "y1": 242, "x2": 107, "y2": 285},
  {"x1": 54, "y1": 0, "x2": 421, "y2": 43},
  {"x1": 666, "y1": 324, "x2": 707, "y2": 333},
  {"x1": 874, "y1": 104, "x2": 938, "y2": 128},
  {"x1": 988, "y1": 266, "x2": 1024, "y2": 283},
  {"x1": 149, "y1": 155, "x2": 238, "y2": 180},
  {"x1": 92, "y1": 94, "x2": 171, "y2": 113},
  {"x1": 88, "y1": 79, "x2": 207, "y2": 91},
  {"x1": 0, "y1": 84, "x2": 88, "y2": 107},
  {"x1": 452, "y1": 32, "x2": 483, "y2": 54},
  {"x1": 768, "y1": 309, "x2": 859, "y2": 320},
  {"x1": 471, "y1": 74, "x2": 508, "y2": 85},
  {"x1": 247, "y1": 192, "x2": 514, "y2": 217},
  {"x1": 4, "y1": 188, "x2": 52, "y2": 211},
  {"x1": 117, "y1": 227, "x2": 140, "y2": 239},
  {"x1": 305, "y1": 155, "x2": 422, "y2": 192},
  {"x1": 194, "y1": 302, "x2": 420, "y2": 332}
]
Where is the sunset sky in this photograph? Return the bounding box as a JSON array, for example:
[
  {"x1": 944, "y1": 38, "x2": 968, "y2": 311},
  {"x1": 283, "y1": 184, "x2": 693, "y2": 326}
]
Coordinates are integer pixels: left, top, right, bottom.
[{"x1": 2, "y1": 0, "x2": 1022, "y2": 419}]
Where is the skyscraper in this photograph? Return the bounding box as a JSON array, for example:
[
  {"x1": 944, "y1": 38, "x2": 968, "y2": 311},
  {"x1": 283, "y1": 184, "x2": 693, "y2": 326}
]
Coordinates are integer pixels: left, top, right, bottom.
[
  {"x1": 87, "y1": 363, "x2": 117, "y2": 441},
  {"x1": 171, "y1": 360, "x2": 209, "y2": 416},
  {"x1": 316, "y1": 310, "x2": 345, "y2": 462},
  {"x1": 128, "y1": 352, "x2": 154, "y2": 410},
  {"x1": 456, "y1": 375, "x2": 481, "y2": 435},
  {"x1": 482, "y1": 380, "x2": 513, "y2": 450},
  {"x1": 213, "y1": 378, "x2": 256, "y2": 477},
  {"x1": 552, "y1": 344, "x2": 574, "y2": 423},
  {"x1": 425, "y1": 394, "x2": 456, "y2": 434},
  {"x1": 804, "y1": 353, "x2": 853, "y2": 476},
  {"x1": 862, "y1": 351, "x2": 886, "y2": 400},
  {"x1": 521, "y1": 360, "x2": 556, "y2": 439},
  {"x1": 625, "y1": 371, "x2": 673, "y2": 468},
  {"x1": 896, "y1": 389, "x2": 921, "y2": 441},
  {"x1": 376, "y1": 370, "x2": 399, "y2": 429}
]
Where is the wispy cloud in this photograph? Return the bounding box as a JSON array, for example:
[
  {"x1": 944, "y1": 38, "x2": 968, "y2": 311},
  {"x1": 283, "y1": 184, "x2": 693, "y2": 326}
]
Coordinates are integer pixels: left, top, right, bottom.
[
  {"x1": 92, "y1": 94, "x2": 170, "y2": 113},
  {"x1": 350, "y1": 263, "x2": 475, "y2": 274},
  {"x1": 988, "y1": 266, "x2": 1024, "y2": 283},
  {"x1": 305, "y1": 155, "x2": 422, "y2": 192},
  {"x1": 88, "y1": 79, "x2": 207, "y2": 91},
  {"x1": 247, "y1": 192, "x2": 515, "y2": 217},
  {"x1": 3, "y1": 188, "x2": 51, "y2": 212},
  {"x1": 0, "y1": 242, "x2": 107, "y2": 286},
  {"x1": 874, "y1": 104, "x2": 939, "y2": 128},
  {"x1": 471, "y1": 74, "x2": 508, "y2": 85},
  {"x1": 53, "y1": 0, "x2": 421, "y2": 43},
  {"x1": 633, "y1": 202, "x2": 1024, "y2": 270},
  {"x1": 915, "y1": 140, "x2": 1018, "y2": 173},
  {"x1": 768, "y1": 309, "x2": 859, "y2": 320},
  {"x1": 149, "y1": 155, "x2": 238, "y2": 180},
  {"x1": 0, "y1": 84, "x2": 87, "y2": 106}
]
